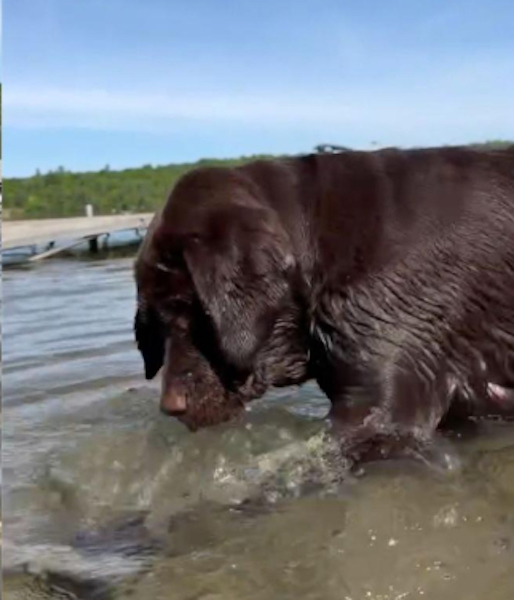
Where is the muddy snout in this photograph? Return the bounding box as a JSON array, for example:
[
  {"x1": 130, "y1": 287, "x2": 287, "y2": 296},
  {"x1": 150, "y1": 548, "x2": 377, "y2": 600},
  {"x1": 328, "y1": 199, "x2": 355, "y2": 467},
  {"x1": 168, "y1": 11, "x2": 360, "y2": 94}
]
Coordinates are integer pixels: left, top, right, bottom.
[{"x1": 160, "y1": 370, "x2": 244, "y2": 430}]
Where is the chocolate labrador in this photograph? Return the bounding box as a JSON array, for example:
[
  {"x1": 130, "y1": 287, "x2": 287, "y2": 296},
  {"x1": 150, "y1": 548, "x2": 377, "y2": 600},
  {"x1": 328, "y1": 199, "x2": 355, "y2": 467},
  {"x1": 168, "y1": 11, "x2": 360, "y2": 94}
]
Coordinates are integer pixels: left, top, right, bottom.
[{"x1": 134, "y1": 146, "x2": 514, "y2": 462}]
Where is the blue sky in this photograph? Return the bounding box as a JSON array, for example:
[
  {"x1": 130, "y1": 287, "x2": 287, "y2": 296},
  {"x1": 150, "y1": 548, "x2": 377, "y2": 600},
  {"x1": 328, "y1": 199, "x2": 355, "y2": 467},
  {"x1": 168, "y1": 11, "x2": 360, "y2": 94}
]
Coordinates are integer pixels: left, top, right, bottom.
[{"x1": 4, "y1": 0, "x2": 514, "y2": 177}]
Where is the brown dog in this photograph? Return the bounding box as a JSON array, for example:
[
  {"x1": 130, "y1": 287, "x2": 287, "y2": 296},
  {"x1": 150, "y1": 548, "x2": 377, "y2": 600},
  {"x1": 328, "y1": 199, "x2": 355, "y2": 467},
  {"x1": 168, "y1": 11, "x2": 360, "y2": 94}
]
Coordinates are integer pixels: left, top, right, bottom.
[{"x1": 134, "y1": 146, "x2": 514, "y2": 460}]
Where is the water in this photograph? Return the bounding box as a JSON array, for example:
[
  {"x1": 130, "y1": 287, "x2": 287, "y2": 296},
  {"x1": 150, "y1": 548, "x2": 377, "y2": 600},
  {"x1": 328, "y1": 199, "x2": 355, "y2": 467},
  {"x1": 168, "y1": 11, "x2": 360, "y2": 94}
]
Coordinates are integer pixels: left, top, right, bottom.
[{"x1": 2, "y1": 256, "x2": 514, "y2": 600}]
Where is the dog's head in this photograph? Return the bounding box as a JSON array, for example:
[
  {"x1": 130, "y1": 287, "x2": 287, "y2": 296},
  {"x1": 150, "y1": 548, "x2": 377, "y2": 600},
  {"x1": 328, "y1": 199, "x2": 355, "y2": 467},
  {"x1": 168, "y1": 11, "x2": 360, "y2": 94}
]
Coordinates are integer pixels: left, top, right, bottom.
[{"x1": 134, "y1": 167, "x2": 310, "y2": 430}]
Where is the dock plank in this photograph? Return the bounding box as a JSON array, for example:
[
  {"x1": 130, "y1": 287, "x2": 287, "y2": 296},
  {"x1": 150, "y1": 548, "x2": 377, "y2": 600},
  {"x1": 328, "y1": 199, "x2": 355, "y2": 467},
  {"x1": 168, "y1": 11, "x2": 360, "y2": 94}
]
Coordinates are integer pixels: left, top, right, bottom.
[{"x1": 3, "y1": 214, "x2": 154, "y2": 250}]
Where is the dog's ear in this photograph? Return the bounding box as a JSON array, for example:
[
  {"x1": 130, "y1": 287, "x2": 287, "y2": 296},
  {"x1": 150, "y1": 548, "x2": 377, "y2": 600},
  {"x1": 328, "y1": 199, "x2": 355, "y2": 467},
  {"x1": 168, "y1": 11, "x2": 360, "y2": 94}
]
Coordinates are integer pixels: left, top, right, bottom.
[
  {"x1": 134, "y1": 302, "x2": 165, "y2": 379},
  {"x1": 183, "y1": 205, "x2": 295, "y2": 373}
]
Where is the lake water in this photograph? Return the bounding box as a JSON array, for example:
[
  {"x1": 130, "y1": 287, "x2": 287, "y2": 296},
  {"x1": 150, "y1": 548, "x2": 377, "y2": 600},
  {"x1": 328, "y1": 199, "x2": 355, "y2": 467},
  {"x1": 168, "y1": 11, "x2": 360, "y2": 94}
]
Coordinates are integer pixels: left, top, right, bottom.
[{"x1": 2, "y1": 256, "x2": 514, "y2": 600}]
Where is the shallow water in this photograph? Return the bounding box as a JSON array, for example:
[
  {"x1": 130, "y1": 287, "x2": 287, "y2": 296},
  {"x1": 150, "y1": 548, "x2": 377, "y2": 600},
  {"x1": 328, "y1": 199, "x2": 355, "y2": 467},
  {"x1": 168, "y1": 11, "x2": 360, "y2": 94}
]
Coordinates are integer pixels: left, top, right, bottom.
[{"x1": 2, "y1": 257, "x2": 514, "y2": 600}]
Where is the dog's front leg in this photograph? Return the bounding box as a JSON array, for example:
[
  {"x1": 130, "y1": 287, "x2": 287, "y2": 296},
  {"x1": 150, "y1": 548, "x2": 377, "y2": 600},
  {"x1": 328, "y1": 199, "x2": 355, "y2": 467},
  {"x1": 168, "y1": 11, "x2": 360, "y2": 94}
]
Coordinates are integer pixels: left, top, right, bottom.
[{"x1": 321, "y1": 362, "x2": 458, "y2": 471}]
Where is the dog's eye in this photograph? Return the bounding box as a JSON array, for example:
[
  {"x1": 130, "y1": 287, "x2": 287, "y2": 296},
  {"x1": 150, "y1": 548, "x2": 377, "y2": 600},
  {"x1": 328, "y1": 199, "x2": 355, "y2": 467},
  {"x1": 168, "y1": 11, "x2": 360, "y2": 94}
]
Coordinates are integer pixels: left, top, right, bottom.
[
  {"x1": 153, "y1": 248, "x2": 187, "y2": 275},
  {"x1": 164, "y1": 250, "x2": 187, "y2": 269}
]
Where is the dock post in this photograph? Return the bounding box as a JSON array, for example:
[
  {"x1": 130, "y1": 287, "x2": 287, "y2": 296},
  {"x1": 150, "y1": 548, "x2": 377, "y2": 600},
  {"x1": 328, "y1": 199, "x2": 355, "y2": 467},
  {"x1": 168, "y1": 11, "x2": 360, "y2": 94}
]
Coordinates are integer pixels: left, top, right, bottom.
[{"x1": 89, "y1": 236, "x2": 99, "y2": 254}]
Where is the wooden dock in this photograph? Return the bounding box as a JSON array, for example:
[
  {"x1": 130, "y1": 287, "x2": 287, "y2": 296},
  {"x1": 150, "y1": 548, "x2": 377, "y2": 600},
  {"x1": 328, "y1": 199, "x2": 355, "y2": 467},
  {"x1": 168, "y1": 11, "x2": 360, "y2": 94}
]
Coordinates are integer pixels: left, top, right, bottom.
[{"x1": 2, "y1": 214, "x2": 154, "y2": 263}]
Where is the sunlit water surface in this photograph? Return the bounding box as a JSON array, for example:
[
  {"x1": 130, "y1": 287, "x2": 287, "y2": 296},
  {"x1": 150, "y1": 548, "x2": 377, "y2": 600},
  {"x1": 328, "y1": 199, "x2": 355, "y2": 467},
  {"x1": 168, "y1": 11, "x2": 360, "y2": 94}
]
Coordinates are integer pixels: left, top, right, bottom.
[{"x1": 3, "y1": 257, "x2": 514, "y2": 600}]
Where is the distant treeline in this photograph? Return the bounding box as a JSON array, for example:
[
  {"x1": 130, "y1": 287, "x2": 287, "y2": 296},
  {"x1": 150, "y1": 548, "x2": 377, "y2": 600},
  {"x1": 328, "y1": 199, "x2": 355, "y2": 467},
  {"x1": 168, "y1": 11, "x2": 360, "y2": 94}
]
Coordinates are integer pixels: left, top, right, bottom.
[
  {"x1": 3, "y1": 155, "x2": 280, "y2": 220},
  {"x1": 3, "y1": 155, "x2": 279, "y2": 220},
  {"x1": 3, "y1": 141, "x2": 512, "y2": 220}
]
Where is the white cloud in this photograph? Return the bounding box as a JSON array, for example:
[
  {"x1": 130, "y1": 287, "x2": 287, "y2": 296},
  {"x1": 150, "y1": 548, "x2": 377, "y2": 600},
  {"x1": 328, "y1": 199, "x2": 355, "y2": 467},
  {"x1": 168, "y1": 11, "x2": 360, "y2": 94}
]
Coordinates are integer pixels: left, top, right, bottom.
[{"x1": 4, "y1": 83, "x2": 514, "y2": 136}]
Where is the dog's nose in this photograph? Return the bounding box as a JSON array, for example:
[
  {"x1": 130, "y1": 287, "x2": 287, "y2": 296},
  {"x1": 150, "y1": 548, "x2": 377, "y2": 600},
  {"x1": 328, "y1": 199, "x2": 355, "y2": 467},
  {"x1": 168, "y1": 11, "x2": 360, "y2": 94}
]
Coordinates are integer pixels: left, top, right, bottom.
[{"x1": 160, "y1": 390, "x2": 187, "y2": 416}]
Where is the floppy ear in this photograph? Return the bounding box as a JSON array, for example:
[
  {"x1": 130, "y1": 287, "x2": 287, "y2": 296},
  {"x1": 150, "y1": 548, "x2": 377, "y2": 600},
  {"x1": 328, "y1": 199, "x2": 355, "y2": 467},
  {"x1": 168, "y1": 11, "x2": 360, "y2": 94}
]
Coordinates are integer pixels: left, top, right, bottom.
[
  {"x1": 183, "y1": 205, "x2": 295, "y2": 373},
  {"x1": 134, "y1": 303, "x2": 165, "y2": 379}
]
